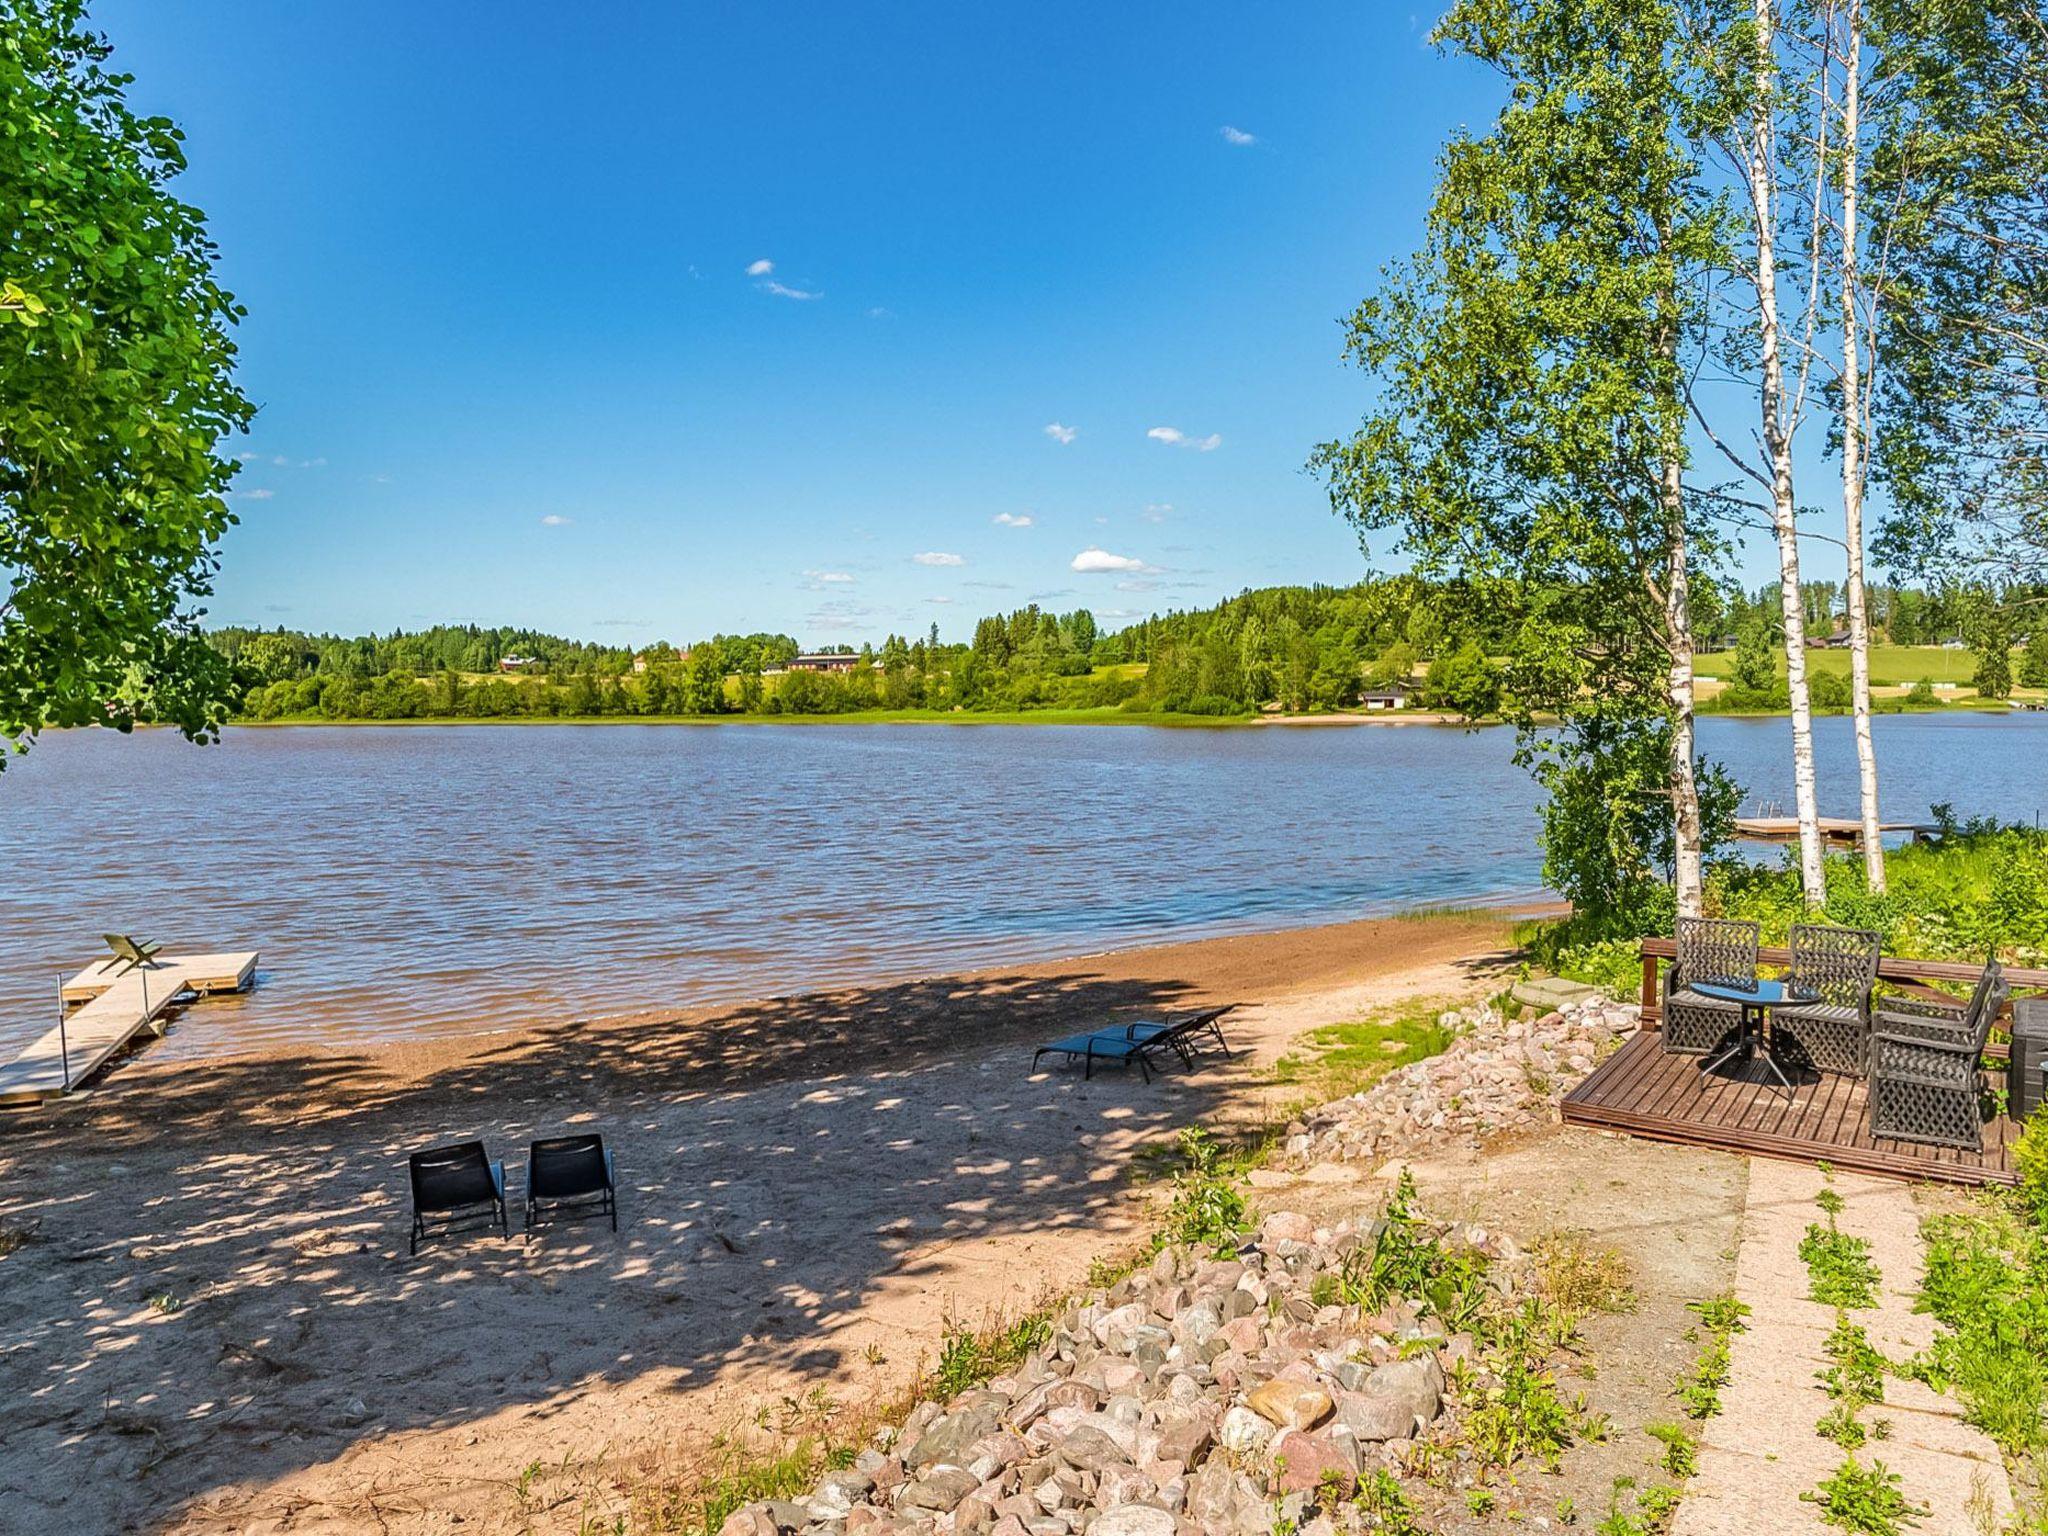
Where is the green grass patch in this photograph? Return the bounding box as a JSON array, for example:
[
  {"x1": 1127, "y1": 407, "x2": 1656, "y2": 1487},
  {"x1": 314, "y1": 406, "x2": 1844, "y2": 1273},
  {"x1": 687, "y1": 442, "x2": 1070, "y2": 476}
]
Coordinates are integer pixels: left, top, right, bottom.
[
  {"x1": 1271, "y1": 1002, "x2": 1458, "y2": 1104},
  {"x1": 1675, "y1": 1294, "x2": 1750, "y2": 1419},
  {"x1": 1801, "y1": 1456, "x2": 1928, "y2": 1534}
]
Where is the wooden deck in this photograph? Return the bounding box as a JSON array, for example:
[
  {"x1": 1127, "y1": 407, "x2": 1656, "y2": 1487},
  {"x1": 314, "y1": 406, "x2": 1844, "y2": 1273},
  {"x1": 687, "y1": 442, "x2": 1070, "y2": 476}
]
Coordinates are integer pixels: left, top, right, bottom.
[
  {"x1": 0, "y1": 951, "x2": 257, "y2": 1106},
  {"x1": 1563, "y1": 1031, "x2": 2019, "y2": 1187}
]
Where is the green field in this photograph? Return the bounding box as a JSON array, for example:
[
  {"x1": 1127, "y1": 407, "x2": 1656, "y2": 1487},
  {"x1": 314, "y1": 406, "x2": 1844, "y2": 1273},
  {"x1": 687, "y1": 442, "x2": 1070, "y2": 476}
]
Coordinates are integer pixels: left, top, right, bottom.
[{"x1": 1694, "y1": 644, "x2": 1992, "y2": 687}]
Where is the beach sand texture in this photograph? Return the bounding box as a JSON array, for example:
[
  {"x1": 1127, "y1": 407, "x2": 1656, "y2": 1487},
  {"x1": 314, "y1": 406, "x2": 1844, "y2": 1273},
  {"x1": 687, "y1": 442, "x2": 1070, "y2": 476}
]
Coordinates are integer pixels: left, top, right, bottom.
[{"x1": 0, "y1": 912, "x2": 1519, "y2": 1534}]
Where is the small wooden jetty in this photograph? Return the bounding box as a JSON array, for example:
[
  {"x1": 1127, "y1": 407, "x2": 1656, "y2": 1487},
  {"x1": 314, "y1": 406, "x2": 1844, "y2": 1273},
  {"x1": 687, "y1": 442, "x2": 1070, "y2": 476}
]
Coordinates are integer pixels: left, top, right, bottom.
[
  {"x1": 1733, "y1": 815, "x2": 1938, "y2": 851},
  {"x1": 0, "y1": 950, "x2": 257, "y2": 1105}
]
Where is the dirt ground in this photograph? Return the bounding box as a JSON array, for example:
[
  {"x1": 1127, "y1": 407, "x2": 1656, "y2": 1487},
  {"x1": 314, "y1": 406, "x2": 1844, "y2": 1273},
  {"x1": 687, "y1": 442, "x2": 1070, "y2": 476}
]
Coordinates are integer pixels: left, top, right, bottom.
[
  {"x1": 1256, "y1": 1126, "x2": 1750, "y2": 1530},
  {"x1": 0, "y1": 913, "x2": 1519, "y2": 1535}
]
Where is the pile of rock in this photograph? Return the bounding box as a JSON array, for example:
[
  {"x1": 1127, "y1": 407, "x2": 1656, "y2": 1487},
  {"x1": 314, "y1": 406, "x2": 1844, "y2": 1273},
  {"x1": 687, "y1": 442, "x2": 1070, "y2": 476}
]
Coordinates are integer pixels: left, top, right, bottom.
[
  {"x1": 721, "y1": 1208, "x2": 1524, "y2": 1536},
  {"x1": 1285, "y1": 999, "x2": 1637, "y2": 1169}
]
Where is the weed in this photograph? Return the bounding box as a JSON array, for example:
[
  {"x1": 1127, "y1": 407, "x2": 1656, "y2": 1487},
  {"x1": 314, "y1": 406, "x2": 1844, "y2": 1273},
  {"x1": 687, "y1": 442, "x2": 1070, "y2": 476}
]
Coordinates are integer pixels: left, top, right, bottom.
[
  {"x1": 1335, "y1": 1169, "x2": 1489, "y2": 1327},
  {"x1": 1156, "y1": 1127, "x2": 1251, "y2": 1257},
  {"x1": 1645, "y1": 1420, "x2": 1697, "y2": 1479},
  {"x1": 147, "y1": 1292, "x2": 182, "y2": 1315},
  {"x1": 929, "y1": 1313, "x2": 1050, "y2": 1399},
  {"x1": 1800, "y1": 1223, "x2": 1883, "y2": 1310},
  {"x1": 1595, "y1": 1475, "x2": 1684, "y2": 1535},
  {"x1": 862, "y1": 1342, "x2": 885, "y2": 1367},
  {"x1": 1801, "y1": 1456, "x2": 1928, "y2": 1534},
  {"x1": 1531, "y1": 1229, "x2": 1637, "y2": 1321},
  {"x1": 1815, "y1": 1314, "x2": 1889, "y2": 1448},
  {"x1": 1674, "y1": 1293, "x2": 1749, "y2": 1419},
  {"x1": 1271, "y1": 1003, "x2": 1457, "y2": 1103},
  {"x1": 1466, "y1": 1486, "x2": 1497, "y2": 1515}
]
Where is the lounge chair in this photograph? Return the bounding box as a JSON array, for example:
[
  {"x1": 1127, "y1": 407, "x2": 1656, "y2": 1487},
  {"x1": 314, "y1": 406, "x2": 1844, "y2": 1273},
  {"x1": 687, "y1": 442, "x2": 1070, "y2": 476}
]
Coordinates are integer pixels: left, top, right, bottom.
[
  {"x1": 525, "y1": 1134, "x2": 619, "y2": 1237},
  {"x1": 408, "y1": 1141, "x2": 508, "y2": 1255},
  {"x1": 101, "y1": 933, "x2": 164, "y2": 976},
  {"x1": 1032, "y1": 1007, "x2": 1233, "y2": 1082},
  {"x1": 1661, "y1": 917, "x2": 1759, "y2": 1057},
  {"x1": 1869, "y1": 958, "x2": 2007, "y2": 1151},
  {"x1": 1771, "y1": 923, "x2": 1883, "y2": 1077}
]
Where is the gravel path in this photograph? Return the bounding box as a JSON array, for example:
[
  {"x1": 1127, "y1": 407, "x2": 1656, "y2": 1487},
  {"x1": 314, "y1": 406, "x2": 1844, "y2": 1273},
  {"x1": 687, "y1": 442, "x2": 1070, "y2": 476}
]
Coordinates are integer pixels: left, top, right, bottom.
[{"x1": 1673, "y1": 1159, "x2": 2011, "y2": 1536}]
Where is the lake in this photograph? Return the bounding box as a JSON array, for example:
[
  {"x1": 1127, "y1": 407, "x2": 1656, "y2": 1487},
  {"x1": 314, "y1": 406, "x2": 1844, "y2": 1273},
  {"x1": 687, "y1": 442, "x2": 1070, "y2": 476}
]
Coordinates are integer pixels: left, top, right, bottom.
[{"x1": 4, "y1": 713, "x2": 2044, "y2": 1059}]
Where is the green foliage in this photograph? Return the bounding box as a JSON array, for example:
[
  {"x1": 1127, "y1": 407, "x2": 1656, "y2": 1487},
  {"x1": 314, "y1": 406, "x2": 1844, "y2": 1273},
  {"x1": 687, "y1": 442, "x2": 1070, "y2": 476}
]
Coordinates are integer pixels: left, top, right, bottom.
[
  {"x1": 1424, "y1": 640, "x2": 1500, "y2": 716},
  {"x1": 1271, "y1": 1004, "x2": 1456, "y2": 1104},
  {"x1": 2015, "y1": 1113, "x2": 2048, "y2": 1227},
  {"x1": 1644, "y1": 1421, "x2": 1697, "y2": 1479},
  {"x1": 928, "y1": 1313, "x2": 1051, "y2": 1400},
  {"x1": 1915, "y1": 1200, "x2": 2048, "y2": 1461},
  {"x1": 1800, "y1": 1224, "x2": 1882, "y2": 1311},
  {"x1": 1815, "y1": 1317, "x2": 1889, "y2": 1450},
  {"x1": 2, "y1": 0, "x2": 255, "y2": 762},
  {"x1": 1674, "y1": 1294, "x2": 1749, "y2": 1420},
  {"x1": 1800, "y1": 1457, "x2": 1927, "y2": 1535},
  {"x1": 1335, "y1": 1169, "x2": 1490, "y2": 1328},
  {"x1": 1594, "y1": 1476, "x2": 1683, "y2": 1536},
  {"x1": 1155, "y1": 1127, "x2": 1251, "y2": 1258}
]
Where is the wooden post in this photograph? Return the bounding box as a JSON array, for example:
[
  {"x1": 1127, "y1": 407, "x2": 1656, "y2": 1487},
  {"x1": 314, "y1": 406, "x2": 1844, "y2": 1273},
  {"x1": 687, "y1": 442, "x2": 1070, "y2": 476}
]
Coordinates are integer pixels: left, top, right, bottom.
[{"x1": 1640, "y1": 946, "x2": 1660, "y2": 1029}]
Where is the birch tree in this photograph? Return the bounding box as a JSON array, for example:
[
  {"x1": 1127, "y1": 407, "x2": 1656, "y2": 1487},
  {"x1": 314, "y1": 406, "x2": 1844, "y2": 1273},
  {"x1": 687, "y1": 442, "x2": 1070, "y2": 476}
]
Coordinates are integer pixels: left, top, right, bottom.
[{"x1": 1316, "y1": 0, "x2": 1737, "y2": 929}]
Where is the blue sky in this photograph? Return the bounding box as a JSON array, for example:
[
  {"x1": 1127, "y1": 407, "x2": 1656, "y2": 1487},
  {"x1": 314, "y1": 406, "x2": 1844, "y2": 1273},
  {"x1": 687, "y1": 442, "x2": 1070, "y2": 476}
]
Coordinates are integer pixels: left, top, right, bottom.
[{"x1": 93, "y1": 3, "x2": 1812, "y2": 648}]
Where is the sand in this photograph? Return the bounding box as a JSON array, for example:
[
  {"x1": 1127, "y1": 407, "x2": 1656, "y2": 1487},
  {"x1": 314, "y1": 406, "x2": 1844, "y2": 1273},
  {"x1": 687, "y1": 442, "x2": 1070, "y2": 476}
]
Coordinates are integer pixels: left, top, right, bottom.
[{"x1": 0, "y1": 911, "x2": 1522, "y2": 1535}]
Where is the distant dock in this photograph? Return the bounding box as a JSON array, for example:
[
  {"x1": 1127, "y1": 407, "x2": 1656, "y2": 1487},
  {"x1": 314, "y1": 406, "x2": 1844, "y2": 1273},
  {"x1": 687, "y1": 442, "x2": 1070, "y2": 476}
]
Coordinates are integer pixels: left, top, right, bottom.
[
  {"x1": 1733, "y1": 816, "x2": 1938, "y2": 852},
  {"x1": 0, "y1": 950, "x2": 257, "y2": 1105}
]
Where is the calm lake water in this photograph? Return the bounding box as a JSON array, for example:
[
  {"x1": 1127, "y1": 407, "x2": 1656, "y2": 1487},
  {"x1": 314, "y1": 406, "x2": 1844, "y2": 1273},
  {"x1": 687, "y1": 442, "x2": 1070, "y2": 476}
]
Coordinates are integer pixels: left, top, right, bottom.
[{"x1": 3, "y1": 713, "x2": 2044, "y2": 1059}]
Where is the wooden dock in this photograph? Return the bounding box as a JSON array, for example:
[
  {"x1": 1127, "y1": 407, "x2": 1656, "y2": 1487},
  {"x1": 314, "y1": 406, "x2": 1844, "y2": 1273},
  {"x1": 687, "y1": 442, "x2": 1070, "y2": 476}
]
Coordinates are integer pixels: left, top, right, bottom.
[
  {"x1": 0, "y1": 951, "x2": 257, "y2": 1106},
  {"x1": 1733, "y1": 815, "x2": 1938, "y2": 850}
]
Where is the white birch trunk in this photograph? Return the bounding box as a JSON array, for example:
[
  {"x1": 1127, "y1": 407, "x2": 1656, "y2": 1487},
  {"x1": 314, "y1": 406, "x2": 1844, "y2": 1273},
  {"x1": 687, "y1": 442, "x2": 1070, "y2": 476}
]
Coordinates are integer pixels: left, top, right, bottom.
[
  {"x1": 1665, "y1": 447, "x2": 1704, "y2": 917},
  {"x1": 1751, "y1": 0, "x2": 1828, "y2": 905},
  {"x1": 1838, "y1": 0, "x2": 1886, "y2": 890}
]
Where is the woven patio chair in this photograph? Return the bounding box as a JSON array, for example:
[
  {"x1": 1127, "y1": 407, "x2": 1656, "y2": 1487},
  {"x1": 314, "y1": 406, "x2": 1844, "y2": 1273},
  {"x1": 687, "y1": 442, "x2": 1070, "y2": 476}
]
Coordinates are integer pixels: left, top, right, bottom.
[
  {"x1": 1661, "y1": 917, "x2": 1760, "y2": 1057},
  {"x1": 1869, "y1": 959, "x2": 2007, "y2": 1151},
  {"x1": 1771, "y1": 923, "x2": 1882, "y2": 1077}
]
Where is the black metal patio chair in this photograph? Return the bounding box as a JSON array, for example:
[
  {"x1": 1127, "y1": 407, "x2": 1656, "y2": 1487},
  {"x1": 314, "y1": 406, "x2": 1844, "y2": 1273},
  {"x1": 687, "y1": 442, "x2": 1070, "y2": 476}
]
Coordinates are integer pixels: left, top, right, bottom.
[
  {"x1": 525, "y1": 1134, "x2": 619, "y2": 1238},
  {"x1": 1869, "y1": 958, "x2": 2007, "y2": 1151},
  {"x1": 1661, "y1": 917, "x2": 1760, "y2": 1057},
  {"x1": 1772, "y1": 923, "x2": 1883, "y2": 1077},
  {"x1": 408, "y1": 1140, "x2": 508, "y2": 1255}
]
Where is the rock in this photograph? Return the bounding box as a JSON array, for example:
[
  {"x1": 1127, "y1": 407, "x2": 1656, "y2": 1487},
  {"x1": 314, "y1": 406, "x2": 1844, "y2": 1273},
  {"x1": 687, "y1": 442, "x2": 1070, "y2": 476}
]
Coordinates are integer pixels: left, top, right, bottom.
[
  {"x1": 1216, "y1": 1405, "x2": 1273, "y2": 1455},
  {"x1": 1085, "y1": 1508, "x2": 1174, "y2": 1536},
  {"x1": 901, "y1": 1467, "x2": 979, "y2": 1513},
  {"x1": 1151, "y1": 1411, "x2": 1212, "y2": 1469},
  {"x1": 718, "y1": 1506, "x2": 779, "y2": 1536},
  {"x1": 1332, "y1": 1390, "x2": 1413, "y2": 1442},
  {"x1": 1055, "y1": 1424, "x2": 1131, "y2": 1472},
  {"x1": 1362, "y1": 1357, "x2": 1442, "y2": 1433},
  {"x1": 1245, "y1": 1380, "x2": 1334, "y2": 1432},
  {"x1": 1269, "y1": 1429, "x2": 1359, "y2": 1496}
]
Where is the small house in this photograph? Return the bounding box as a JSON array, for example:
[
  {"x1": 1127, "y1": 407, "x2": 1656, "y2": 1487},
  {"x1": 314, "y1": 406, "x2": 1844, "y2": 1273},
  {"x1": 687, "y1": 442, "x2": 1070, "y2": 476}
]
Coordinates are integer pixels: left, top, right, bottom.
[{"x1": 1359, "y1": 684, "x2": 1413, "y2": 711}]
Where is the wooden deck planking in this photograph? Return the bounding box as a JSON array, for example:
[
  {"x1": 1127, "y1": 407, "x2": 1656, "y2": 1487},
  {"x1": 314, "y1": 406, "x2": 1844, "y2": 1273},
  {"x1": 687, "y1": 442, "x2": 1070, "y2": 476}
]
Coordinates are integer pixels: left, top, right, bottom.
[
  {"x1": 1562, "y1": 1032, "x2": 2017, "y2": 1188},
  {"x1": 2, "y1": 952, "x2": 257, "y2": 1106}
]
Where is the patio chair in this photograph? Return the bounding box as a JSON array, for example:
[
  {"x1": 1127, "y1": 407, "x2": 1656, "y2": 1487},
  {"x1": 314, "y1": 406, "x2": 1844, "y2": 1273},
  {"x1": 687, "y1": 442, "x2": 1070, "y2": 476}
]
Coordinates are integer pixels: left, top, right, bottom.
[
  {"x1": 1121, "y1": 1005, "x2": 1237, "y2": 1058},
  {"x1": 407, "y1": 1140, "x2": 508, "y2": 1255},
  {"x1": 525, "y1": 1133, "x2": 619, "y2": 1237},
  {"x1": 101, "y1": 933, "x2": 164, "y2": 976},
  {"x1": 1661, "y1": 917, "x2": 1760, "y2": 1057},
  {"x1": 1869, "y1": 958, "x2": 2007, "y2": 1151},
  {"x1": 1772, "y1": 924, "x2": 1883, "y2": 1077}
]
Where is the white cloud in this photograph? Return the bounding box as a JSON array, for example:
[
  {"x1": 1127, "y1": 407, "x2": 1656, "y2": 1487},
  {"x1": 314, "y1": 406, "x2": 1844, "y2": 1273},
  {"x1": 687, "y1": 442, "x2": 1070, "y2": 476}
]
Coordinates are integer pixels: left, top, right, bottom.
[
  {"x1": 540, "y1": 513, "x2": 574, "y2": 526},
  {"x1": 926, "y1": 596, "x2": 953, "y2": 605},
  {"x1": 913, "y1": 551, "x2": 965, "y2": 567},
  {"x1": 993, "y1": 512, "x2": 1034, "y2": 528},
  {"x1": 1043, "y1": 422, "x2": 1078, "y2": 445},
  {"x1": 760, "y1": 279, "x2": 821, "y2": 300},
  {"x1": 1220, "y1": 125, "x2": 1257, "y2": 146},
  {"x1": 235, "y1": 487, "x2": 276, "y2": 501},
  {"x1": 806, "y1": 569, "x2": 854, "y2": 584},
  {"x1": 746, "y1": 258, "x2": 775, "y2": 276},
  {"x1": 1116, "y1": 578, "x2": 1162, "y2": 592},
  {"x1": 1071, "y1": 547, "x2": 1152, "y2": 574},
  {"x1": 1141, "y1": 502, "x2": 1172, "y2": 522},
  {"x1": 1147, "y1": 426, "x2": 1222, "y2": 451},
  {"x1": 867, "y1": 306, "x2": 895, "y2": 319}
]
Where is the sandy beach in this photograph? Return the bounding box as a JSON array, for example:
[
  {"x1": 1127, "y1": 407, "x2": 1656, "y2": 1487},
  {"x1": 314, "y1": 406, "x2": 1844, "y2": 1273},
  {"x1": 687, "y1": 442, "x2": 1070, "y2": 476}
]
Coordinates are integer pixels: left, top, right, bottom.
[{"x1": 0, "y1": 911, "x2": 1523, "y2": 1535}]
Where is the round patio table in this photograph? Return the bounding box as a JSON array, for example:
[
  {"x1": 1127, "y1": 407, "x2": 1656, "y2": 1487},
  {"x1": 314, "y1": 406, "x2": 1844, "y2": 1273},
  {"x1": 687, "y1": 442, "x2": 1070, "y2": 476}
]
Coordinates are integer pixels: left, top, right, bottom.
[{"x1": 1693, "y1": 979, "x2": 1804, "y2": 1097}]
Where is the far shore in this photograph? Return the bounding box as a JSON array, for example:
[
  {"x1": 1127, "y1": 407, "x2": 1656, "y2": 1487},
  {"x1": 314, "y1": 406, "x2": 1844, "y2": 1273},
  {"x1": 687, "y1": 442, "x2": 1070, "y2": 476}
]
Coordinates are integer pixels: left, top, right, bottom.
[{"x1": 0, "y1": 907, "x2": 1534, "y2": 1534}]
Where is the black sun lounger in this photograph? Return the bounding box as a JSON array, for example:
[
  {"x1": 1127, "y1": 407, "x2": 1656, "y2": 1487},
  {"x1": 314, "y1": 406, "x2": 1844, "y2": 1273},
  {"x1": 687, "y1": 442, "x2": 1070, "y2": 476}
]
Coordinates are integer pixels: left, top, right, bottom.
[
  {"x1": 408, "y1": 1140, "x2": 508, "y2": 1255},
  {"x1": 1032, "y1": 1006, "x2": 1237, "y2": 1082},
  {"x1": 525, "y1": 1133, "x2": 619, "y2": 1238}
]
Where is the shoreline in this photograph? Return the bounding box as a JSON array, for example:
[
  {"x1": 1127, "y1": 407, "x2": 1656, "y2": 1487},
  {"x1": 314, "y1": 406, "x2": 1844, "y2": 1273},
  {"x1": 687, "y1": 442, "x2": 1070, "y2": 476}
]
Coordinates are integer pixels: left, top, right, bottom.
[{"x1": 0, "y1": 910, "x2": 1530, "y2": 1533}]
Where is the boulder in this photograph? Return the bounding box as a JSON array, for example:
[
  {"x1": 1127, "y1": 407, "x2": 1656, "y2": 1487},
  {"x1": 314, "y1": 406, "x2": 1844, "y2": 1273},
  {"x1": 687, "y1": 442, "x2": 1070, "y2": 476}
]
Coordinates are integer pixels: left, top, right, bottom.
[{"x1": 1245, "y1": 1380, "x2": 1334, "y2": 1432}]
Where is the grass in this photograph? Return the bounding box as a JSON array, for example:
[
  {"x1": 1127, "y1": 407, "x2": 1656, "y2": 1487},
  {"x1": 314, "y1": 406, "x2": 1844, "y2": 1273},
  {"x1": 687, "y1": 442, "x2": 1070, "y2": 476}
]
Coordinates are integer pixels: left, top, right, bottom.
[
  {"x1": 1271, "y1": 1000, "x2": 1459, "y2": 1105},
  {"x1": 1695, "y1": 644, "x2": 1988, "y2": 687}
]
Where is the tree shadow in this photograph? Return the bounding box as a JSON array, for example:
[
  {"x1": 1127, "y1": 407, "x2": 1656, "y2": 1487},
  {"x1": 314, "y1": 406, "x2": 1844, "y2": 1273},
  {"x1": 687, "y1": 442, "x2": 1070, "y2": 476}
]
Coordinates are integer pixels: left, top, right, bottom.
[{"x1": 0, "y1": 967, "x2": 1255, "y2": 1530}]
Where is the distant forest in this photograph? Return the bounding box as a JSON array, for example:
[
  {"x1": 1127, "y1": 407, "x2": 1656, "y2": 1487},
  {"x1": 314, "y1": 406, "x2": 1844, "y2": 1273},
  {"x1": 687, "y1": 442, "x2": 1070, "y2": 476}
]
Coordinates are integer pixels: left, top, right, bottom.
[{"x1": 207, "y1": 575, "x2": 2045, "y2": 722}]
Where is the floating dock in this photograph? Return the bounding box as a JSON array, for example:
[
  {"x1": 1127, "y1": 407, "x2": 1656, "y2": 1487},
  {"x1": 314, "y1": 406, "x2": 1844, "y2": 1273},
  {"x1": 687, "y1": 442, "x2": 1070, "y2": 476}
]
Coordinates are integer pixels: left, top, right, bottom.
[
  {"x1": 1733, "y1": 816, "x2": 1937, "y2": 851},
  {"x1": 0, "y1": 950, "x2": 257, "y2": 1105}
]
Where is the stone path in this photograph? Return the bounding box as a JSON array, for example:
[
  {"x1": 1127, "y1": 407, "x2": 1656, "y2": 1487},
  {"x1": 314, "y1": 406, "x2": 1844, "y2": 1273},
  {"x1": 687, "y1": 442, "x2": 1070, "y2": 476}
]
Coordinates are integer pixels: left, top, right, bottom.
[{"x1": 1673, "y1": 1159, "x2": 2012, "y2": 1536}]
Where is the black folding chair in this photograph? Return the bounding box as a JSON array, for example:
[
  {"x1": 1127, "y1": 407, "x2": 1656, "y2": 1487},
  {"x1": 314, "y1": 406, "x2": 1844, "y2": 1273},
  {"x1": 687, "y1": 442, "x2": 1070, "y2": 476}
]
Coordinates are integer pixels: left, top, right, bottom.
[
  {"x1": 407, "y1": 1141, "x2": 508, "y2": 1255},
  {"x1": 525, "y1": 1134, "x2": 619, "y2": 1238}
]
